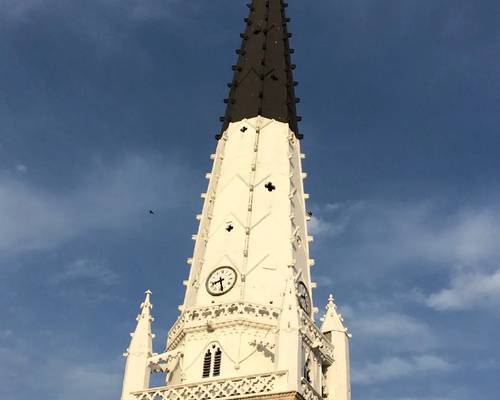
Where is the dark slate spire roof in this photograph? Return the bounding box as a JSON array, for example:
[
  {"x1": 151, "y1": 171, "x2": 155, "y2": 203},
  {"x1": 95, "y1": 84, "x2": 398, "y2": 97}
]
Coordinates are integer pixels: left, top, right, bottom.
[{"x1": 219, "y1": 0, "x2": 302, "y2": 139}]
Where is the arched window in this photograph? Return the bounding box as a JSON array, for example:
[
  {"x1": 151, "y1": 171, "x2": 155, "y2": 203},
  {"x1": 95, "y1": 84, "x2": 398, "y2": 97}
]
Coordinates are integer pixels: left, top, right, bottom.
[
  {"x1": 213, "y1": 348, "x2": 222, "y2": 376},
  {"x1": 304, "y1": 357, "x2": 312, "y2": 383},
  {"x1": 202, "y1": 349, "x2": 212, "y2": 378},
  {"x1": 201, "y1": 345, "x2": 222, "y2": 378}
]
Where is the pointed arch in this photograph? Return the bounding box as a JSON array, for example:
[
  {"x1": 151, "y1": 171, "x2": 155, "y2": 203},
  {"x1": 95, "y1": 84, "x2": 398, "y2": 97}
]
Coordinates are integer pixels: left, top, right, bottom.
[
  {"x1": 202, "y1": 349, "x2": 212, "y2": 378},
  {"x1": 213, "y1": 347, "x2": 222, "y2": 376},
  {"x1": 304, "y1": 356, "x2": 312, "y2": 383},
  {"x1": 201, "y1": 343, "x2": 223, "y2": 378}
]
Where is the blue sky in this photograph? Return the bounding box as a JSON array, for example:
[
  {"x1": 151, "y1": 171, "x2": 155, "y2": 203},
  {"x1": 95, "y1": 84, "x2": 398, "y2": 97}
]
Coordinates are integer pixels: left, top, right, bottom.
[{"x1": 1, "y1": 1, "x2": 499, "y2": 399}]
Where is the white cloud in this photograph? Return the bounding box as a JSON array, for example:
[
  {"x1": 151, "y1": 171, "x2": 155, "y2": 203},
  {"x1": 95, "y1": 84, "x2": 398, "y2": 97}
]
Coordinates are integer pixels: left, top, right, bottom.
[
  {"x1": 52, "y1": 258, "x2": 119, "y2": 286},
  {"x1": 0, "y1": 154, "x2": 188, "y2": 254},
  {"x1": 352, "y1": 354, "x2": 453, "y2": 385},
  {"x1": 325, "y1": 203, "x2": 342, "y2": 211},
  {"x1": 476, "y1": 358, "x2": 500, "y2": 371},
  {"x1": 426, "y1": 269, "x2": 500, "y2": 311},
  {"x1": 0, "y1": 326, "x2": 121, "y2": 399},
  {"x1": 124, "y1": 0, "x2": 188, "y2": 21},
  {"x1": 308, "y1": 215, "x2": 334, "y2": 236},
  {"x1": 0, "y1": 0, "x2": 196, "y2": 23},
  {"x1": 314, "y1": 274, "x2": 334, "y2": 288},
  {"x1": 314, "y1": 200, "x2": 500, "y2": 278},
  {"x1": 0, "y1": 342, "x2": 121, "y2": 399},
  {"x1": 353, "y1": 311, "x2": 434, "y2": 340},
  {"x1": 52, "y1": 359, "x2": 122, "y2": 400},
  {"x1": 0, "y1": 346, "x2": 30, "y2": 387},
  {"x1": 309, "y1": 201, "x2": 365, "y2": 237},
  {"x1": 344, "y1": 305, "x2": 437, "y2": 352},
  {"x1": 0, "y1": 0, "x2": 44, "y2": 20},
  {"x1": 15, "y1": 164, "x2": 27, "y2": 173},
  {"x1": 313, "y1": 199, "x2": 500, "y2": 316}
]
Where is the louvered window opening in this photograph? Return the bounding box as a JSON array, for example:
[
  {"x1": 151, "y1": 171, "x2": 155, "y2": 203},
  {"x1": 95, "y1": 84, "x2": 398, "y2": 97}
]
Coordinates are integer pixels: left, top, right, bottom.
[
  {"x1": 202, "y1": 350, "x2": 212, "y2": 378},
  {"x1": 213, "y1": 348, "x2": 222, "y2": 376},
  {"x1": 202, "y1": 346, "x2": 222, "y2": 378}
]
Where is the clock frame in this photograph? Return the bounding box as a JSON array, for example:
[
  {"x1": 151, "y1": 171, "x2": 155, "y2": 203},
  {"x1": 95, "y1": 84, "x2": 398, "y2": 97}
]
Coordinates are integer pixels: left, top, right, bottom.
[
  {"x1": 206, "y1": 266, "x2": 237, "y2": 296},
  {"x1": 297, "y1": 281, "x2": 312, "y2": 315}
]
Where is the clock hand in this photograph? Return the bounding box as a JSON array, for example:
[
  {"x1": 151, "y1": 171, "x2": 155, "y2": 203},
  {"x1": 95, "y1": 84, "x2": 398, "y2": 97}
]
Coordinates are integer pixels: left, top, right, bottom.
[{"x1": 211, "y1": 277, "x2": 225, "y2": 291}]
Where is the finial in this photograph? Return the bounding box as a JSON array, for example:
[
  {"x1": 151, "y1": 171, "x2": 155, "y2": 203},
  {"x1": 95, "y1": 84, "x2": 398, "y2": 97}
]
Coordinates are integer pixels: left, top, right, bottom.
[
  {"x1": 141, "y1": 289, "x2": 153, "y2": 311},
  {"x1": 327, "y1": 294, "x2": 336, "y2": 309}
]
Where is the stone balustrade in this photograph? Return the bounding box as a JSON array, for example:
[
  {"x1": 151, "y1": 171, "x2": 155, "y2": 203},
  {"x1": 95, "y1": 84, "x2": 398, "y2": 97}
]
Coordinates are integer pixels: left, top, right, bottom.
[{"x1": 132, "y1": 370, "x2": 287, "y2": 400}]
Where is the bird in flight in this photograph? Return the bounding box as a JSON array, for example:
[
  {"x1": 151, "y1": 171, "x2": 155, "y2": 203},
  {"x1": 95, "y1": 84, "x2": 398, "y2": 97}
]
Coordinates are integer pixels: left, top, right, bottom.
[{"x1": 149, "y1": 210, "x2": 155, "y2": 215}]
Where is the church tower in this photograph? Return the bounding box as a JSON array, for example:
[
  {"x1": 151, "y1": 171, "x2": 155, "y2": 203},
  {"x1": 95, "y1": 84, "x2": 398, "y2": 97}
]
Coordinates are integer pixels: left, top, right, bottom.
[{"x1": 121, "y1": 1, "x2": 351, "y2": 400}]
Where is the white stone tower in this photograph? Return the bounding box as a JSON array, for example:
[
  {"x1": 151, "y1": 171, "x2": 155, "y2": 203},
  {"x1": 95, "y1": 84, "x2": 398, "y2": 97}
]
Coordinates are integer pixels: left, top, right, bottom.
[{"x1": 120, "y1": 2, "x2": 351, "y2": 400}]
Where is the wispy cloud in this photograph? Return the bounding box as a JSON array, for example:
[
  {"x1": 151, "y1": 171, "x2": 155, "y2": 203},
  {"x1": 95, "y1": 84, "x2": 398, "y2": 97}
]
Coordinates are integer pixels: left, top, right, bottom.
[
  {"x1": 52, "y1": 258, "x2": 119, "y2": 286},
  {"x1": 0, "y1": 0, "x2": 198, "y2": 23},
  {"x1": 51, "y1": 359, "x2": 122, "y2": 400},
  {"x1": 352, "y1": 354, "x2": 454, "y2": 385},
  {"x1": 123, "y1": 0, "x2": 194, "y2": 21},
  {"x1": 308, "y1": 201, "x2": 365, "y2": 237},
  {"x1": 311, "y1": 197, "x2": 498, "y2": 395},
  {"x1": 426, "y1": 269, "x2": 500, "y2": 311},
  {"x1": 48, "y1": 258, "x2": 122, "y2": 304},
  {"x1": 0, "y1": 325, "x2": 121, "y2": 400},
  {"x1": 0, "y1": 342, "x2": 121, "y2": 399},
  {"x1": 0, "y1": 0, "x2": 43, "y2": 20},
  {"x1": 317, "y1": 199, "x2": 500, "y2": 267},
  {"x1": 0, "y1": 154, "x2": 188, "y2": 255},
  {"x1": 337, "y1": 298, "x2": 439, "y2": 354},
  {"x1": 307, "y1": 215, "x2": 334, "y2": 236},
  {"x1": 312, "y1": 199, "x2": 500, "y2": 299},
  {"x1": 348, "y1": 310, "x2": 437, "y2": 352},
  {"x1": 15, "y1": 164, "x2": 28, "y2": 173}
]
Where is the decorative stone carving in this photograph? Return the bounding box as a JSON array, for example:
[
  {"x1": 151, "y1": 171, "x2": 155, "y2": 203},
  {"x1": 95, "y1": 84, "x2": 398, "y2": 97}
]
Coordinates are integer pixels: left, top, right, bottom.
[
  {"x1": 168, "y1": 302, "x2": 281, "y2": 350},
  {"x1": 132, "y1": 370, "x2": 287, "y2": 400},
  {"x1": 301, "y1": 379, "x2": 323, "y2": 400},
  {"x1": 148, "y1": 349, "x2": 183, "y2": 373},
  {"x1": 299, "y1": 311, "x2": 334, "y2": 365}
]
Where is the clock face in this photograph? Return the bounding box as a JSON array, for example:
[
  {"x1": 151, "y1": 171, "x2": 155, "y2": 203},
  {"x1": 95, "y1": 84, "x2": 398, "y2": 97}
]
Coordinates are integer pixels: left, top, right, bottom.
[
  {"x1": 206, "y1": 266, "x2": 237, "y2": 296},
  {"x1": 297, "y1": 282, "x2": 312, "y2": 315}
]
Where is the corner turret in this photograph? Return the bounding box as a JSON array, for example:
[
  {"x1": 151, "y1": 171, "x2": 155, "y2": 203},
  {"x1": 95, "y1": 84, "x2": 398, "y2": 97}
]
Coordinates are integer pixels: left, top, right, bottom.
[
  {"x1": 320, "y1": 294, "x2": 351, "y2": 400},
  {"x1": 121, "y1": 290, "x2": 155, "y2": 400}
]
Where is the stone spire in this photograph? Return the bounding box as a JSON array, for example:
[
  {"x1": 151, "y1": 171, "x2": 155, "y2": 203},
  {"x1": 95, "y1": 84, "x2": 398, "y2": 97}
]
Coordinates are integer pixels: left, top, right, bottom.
[
  {"x1": 321, "y1": 294, "x2": 350, "y2": 336},
  {"x1": 220, "y1": 0, "x2": 301, "y2": 138},
  {"x1": 121, "y1": 290, "x2": 155, "y2": 400},
  {"x1": 120, "y1": 1, "x2": 352, "y2": 399},
  {"x1": 321, "y1": 294, "x2": 351, "y2": 400}
]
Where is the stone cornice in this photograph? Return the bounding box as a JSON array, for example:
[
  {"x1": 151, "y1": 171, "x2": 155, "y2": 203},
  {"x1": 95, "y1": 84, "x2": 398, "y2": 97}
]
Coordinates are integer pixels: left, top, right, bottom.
[{"x1": 167, "y1": 302, "x2": 281, "y2": 350}]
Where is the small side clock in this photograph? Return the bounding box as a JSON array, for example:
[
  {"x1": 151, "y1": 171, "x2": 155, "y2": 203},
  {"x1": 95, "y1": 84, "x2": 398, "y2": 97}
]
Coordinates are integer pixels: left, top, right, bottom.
[
  {"x1": 206, "y1": 266, "x2": 237, "y2": 296},
  {"x1": 297, "y1": 282, "x2": 312, "y2": 315}
]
